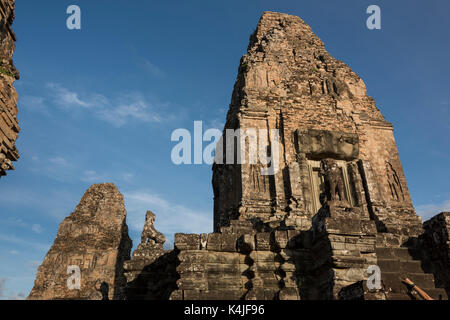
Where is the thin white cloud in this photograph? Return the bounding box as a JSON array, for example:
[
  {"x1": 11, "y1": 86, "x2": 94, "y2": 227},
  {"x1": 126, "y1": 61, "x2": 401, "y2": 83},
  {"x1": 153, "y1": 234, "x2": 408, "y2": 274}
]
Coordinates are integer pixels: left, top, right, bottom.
[
  {"x1": 3, "y1": 217, "x2": 44, "y2": 235},
  {"x1": 142, "y1": 59, "x2": 165, "y2": 78},
  {"x1": 81, "y1": 170, "x2": 109, "y2": 183},
  {"x1": 97, "y1": 93, "x2": 163, "y2": 127},
  {"x1": 416, "y1": 199, "x2": 450, "y2": 222},
  {"x1": 30, "y1": 154, "x2": 109, "y2": 185},
  {"x1": 121, "y1": 173, "x2": 134, "y2": 183},
  {"x1": 48, "y1": 157, "x2": 70, "y2": 167},
  {"x1": 29, "y1": 153, "x2": 134, "y2": 185},
  {"x1": 31, "y1": 224, "x2": 44, "y2": 234},
  {"x1": 46, "y1": 83, "x2": 108, "y2": 109},
  {"x1": 0, "y1": 233, "x2": 49, "y2": 252},
  {"x1": 28, "y1": 155, "x2": 77, "y2": 182},
  {"x1": 3, "y1": 218, "x2": 28, "y2": 229},
  {"x1": 44, "y1": 83, "x2": 167, "y2": 127},
  {"x1": 3, "y1": 218, "x2": 46, "y2": 236}
]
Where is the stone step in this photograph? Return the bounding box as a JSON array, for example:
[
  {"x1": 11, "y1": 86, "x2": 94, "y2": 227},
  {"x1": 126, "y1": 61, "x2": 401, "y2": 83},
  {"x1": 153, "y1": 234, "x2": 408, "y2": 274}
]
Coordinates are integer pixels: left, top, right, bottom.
[
  {"x1": 387, "y1": 288, "x2": 448, "y2": 300},
  {"x1": 375, "y1": 247, "x2": 420, "y2": 260},
  {"x1": 363, "y1": 292, "x2": 386, "y2": 300},
  {"x1": 385, "y1": 292, "x2": 417, "y2": 300},
  {"x1": 377, "y1": 259, "x2": 424, "y2": 274},
  {"x1": 424, "y1": 288, "x2": 448, "y2": 300},
  {"x1": 380, "y1": 272, "x2": 436, "y2": 293}
]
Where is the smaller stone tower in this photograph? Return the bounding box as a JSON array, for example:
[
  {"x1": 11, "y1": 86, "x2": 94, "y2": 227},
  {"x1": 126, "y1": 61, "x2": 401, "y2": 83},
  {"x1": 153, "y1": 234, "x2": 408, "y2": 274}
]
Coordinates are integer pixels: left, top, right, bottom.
[{"x1": 0, "y1": 0, "x2": 20, "y2": 178}]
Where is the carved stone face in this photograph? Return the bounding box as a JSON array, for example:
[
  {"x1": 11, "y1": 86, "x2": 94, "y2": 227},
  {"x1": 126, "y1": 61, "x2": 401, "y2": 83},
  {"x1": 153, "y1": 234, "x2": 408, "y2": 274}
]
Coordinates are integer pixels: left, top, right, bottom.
[
  {"x1": 320, "y1": 159, "x2": 329, "y2": 171},
  {"x1": 329, "y1": 160, "x2": 339, "y2": 171},
  {"x1": 321, "y1": 158, "x2": 338, "y2": 172}
]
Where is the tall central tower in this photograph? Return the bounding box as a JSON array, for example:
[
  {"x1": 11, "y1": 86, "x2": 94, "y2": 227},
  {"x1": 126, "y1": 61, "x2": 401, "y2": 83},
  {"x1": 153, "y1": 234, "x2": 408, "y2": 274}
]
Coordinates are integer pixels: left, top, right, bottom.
[{"x1": 213, "y1": 11, "x2": 422, "y2": 237}]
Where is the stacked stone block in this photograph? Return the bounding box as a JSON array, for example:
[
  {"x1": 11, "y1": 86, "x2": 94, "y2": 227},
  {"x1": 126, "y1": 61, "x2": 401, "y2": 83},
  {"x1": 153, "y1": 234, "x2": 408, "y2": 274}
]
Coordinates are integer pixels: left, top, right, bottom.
[{"x1": 170, "y1": 220, "x2": 302, "y2": 300}]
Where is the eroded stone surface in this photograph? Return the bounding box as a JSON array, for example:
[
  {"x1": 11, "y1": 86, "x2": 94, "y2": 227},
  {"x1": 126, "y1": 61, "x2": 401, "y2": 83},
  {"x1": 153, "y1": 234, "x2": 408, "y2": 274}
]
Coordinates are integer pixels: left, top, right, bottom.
[
  {"x1": 0, "y1": 0, "x2": 20, "y2": 178},
  {"x1": 28, "y1": 183, "x2": 132, "y2": 300}
]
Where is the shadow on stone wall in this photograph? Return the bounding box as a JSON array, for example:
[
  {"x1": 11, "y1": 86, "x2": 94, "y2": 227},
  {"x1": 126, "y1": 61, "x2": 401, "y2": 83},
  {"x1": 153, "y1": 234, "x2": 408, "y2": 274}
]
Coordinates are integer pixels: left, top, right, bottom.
[
  {"x1": 290, "y1": 231, "x2": 335, "y2": 300},
  {"x1": 272, "y1": 206, "x2": 336, "y2": 300},
  {"x1": 125, "y1": 250, "x2": 180, "y2": 300},
  {"x1": 240, "y1": 242, "x2": 256, "y2": 300},
  {"x1": 408, "y1": 233, "x2": 450, "y2": 299}
]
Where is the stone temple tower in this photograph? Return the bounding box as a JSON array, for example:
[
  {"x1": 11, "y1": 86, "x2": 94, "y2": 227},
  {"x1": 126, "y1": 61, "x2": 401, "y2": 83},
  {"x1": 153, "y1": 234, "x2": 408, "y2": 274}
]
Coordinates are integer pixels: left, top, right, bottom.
[{"x1": 212, "y1": 11, "x2": 421, "y2": 239}]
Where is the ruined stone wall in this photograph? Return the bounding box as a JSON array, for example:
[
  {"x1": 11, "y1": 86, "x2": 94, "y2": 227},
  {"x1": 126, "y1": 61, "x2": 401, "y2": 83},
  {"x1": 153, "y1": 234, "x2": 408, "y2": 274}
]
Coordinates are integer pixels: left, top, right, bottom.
[
  {"x1": 306, "y1": 201, "x2": 379, "y2": 299},
  {"x1": 213, "y1": 11, "x2": 420, "y2": 235},
  {"x1": 28, "y1": 183, "x2": 132, "y2": 300},
  {"x1": 167, "y1": 204, "x2": 447, "y2": 300},
  {"x1": 169, "y1": 206, "x2": 379, "y2": 300},
  {"x1": 170, "y1": 220, "x2": 301, "y2": 300},
  {"x1": 0, "y1": 0, "x2": 19, "y2": 178}
]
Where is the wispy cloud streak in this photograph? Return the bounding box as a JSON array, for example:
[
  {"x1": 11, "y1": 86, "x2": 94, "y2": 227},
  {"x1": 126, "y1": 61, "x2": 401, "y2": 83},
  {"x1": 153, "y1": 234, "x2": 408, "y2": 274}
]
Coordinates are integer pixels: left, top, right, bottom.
[{"x1": 28, "y1": 83, "x2": 170, "y2": 127}]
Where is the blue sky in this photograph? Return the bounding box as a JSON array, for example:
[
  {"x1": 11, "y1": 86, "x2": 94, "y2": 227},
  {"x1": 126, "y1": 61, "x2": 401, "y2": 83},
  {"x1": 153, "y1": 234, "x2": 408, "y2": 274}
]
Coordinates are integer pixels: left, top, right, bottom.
[{"x1": 0, "y1": 0, "x2": 449, "y2": 299}]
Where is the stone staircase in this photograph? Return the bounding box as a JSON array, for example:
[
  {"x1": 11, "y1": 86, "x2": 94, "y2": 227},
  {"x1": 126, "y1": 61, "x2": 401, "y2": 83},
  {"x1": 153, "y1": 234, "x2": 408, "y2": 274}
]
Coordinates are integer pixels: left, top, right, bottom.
[{"x1": 376, "y1": 246, "x2": 448, "y2": 300}]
